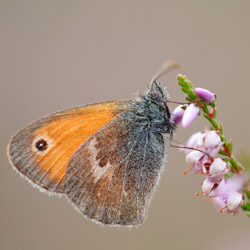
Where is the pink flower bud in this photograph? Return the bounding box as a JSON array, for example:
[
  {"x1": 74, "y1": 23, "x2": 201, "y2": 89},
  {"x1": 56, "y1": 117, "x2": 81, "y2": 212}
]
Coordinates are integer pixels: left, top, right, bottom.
[
  {"x1": 171, "y1": 105, "x2": 185, "y2": 125},
  {"x1": 182, "y1": 104, "x2": 200, "y2": 128},
  {"x1": 208, "y1": 158, "x2": 228, "y2": 182},
  {"x1": 195, "y1": 87, "x2": 215, "y2": 103}
]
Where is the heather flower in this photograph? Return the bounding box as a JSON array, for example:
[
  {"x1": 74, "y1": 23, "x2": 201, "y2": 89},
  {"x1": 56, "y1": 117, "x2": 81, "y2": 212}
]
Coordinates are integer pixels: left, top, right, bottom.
[
  {"x1": 226, "y1": 192, "x2": 243, "y2": 213},
  {"x1": 192, "y1": 130, "x2": 222, "y2": 157},
  {"x1": 210, "y1": 176, "x2": 244, "y2": 213},
  {"x1": 186, "y1": 151, "x2": 204, "y2": 167},
  {"x1": 182, "y1": 103, "x2": 200, "y2": 128},
  {"x1": 195, "y1": 87, "x2": 215, "y2": 103},
  {"x1": 202, "y1": 131, "x2": 222, "y2": 156},
  {"x1": 171, "y1": 105, "x2": 185, "y2": 125},
  {"x1": 207, "y1": 158, "x2": 228, "y2": 182},
  {"x1": 201, "y1": 178, "x2": 218, "y2": 196},
  {"x1": 186, "y1": 150, "x2": 207, "y2": 174}
]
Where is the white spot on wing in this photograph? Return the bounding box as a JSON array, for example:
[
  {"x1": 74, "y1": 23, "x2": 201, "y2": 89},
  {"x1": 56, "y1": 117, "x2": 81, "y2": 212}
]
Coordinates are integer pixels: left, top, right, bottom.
[
  {"x1": 86, "y1": 137, "x2": 113, "y2": 183},
  {"x1": 92, "y1": 162, "x2": 112, "y2": 182}
]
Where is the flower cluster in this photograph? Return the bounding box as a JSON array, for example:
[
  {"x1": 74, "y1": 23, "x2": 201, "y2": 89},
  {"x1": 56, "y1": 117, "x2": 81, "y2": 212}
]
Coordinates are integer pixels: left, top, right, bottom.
[
  {"x1": 185, "y1": 130, "x2": 243, "y2": 214},
  {"x1": 173, "y1": 74, "x2": 249, "y2": 216}
]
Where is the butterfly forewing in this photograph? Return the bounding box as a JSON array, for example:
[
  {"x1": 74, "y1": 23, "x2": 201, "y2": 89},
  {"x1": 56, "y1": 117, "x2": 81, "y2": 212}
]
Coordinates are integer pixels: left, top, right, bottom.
[
  {"x1": 65, "y1": 111, "x2": 166, "y2": 226},
  {"x1": 8, "y1": 101, "x2": 129, "y2": 194}
]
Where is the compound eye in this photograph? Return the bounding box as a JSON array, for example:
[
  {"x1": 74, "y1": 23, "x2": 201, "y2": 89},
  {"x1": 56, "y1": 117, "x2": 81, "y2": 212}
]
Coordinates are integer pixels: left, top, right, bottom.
[{"x1": 150, "y1": 91, "x2": 162, "y2": 102}]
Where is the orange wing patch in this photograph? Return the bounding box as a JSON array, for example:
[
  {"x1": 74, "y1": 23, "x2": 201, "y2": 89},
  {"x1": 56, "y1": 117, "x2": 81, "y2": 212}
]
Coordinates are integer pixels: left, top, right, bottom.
[
  {"x1": 34, "y1": 109, "x2": 116, "y2": 181},
  {"x1": 8, "y1": 101, "x2": 132, "y2": 194}
]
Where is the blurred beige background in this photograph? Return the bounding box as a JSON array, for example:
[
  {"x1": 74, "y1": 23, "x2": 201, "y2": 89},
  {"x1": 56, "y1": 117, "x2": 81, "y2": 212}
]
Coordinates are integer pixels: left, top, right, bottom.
[{"x1": 1, "y1": 1, "x2": 250, "y2": 250}]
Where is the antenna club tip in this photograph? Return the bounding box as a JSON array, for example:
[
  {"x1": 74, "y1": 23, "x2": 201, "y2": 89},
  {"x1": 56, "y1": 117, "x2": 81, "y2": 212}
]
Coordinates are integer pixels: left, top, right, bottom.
[
  {"x1": 150, "y1": 60, "x2": 182, "y2": 86},
  {"x1": 164, "y1": 60, "x2": 182, "y2": 69}
]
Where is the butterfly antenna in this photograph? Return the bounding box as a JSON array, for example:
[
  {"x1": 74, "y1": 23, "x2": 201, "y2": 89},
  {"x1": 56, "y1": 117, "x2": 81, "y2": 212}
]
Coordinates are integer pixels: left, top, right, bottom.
[{"x1": 150, "y1": 60, "x2": 181, "y2": 88}]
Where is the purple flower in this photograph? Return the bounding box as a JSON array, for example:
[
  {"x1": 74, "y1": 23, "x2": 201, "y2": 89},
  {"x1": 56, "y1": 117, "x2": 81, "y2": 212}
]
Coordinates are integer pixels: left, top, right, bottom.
[
  {"x1": 195, "y1": 88, "x2": 215, "y2": 103},
  {"x1": 182, "y1": 104, "x2": 200, "y2": 128},
  {"x1": 171, "y1": 105, "x2": 185, "y2": 125}
]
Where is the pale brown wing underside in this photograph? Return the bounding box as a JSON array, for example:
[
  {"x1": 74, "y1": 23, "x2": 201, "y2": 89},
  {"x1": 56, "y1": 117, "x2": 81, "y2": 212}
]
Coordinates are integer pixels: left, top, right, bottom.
[{"x1": 65, "y1": 111, "x2": 166, "y2": 226}]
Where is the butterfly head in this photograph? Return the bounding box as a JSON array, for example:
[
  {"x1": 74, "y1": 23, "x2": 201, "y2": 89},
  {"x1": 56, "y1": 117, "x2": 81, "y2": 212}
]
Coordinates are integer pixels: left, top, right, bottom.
[{"x1": 135, "y1": 81, "x2": 176, "y2": 137}]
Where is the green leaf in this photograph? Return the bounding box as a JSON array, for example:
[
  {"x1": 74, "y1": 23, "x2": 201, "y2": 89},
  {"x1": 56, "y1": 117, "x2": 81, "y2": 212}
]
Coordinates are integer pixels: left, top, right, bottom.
[
  {"x1": 186, "y1": 96, "x2": 196, "y2": 102},
  {"x1": 218, "y1": 122, "x2": 223, "y2": 134},
  {"x1": 181, "y1": 87, "x2": 190, "y2": 94},
  {"x1": 213, "y1": 108, "x2": 217, "y2": 119},
  {"x1": 220, "y1": 135, "x2": 226, "y2": 142},
  {"x1": 228, "y1": 140, "x2": 234, "y2": 155},
  {"x1": 178, "y1": 74, "x2": 194, "y2": 90},
  {"x1": 178, "y1": 80, "x2": 186, "y2": 88},
  {"x1": 186, "y1": 80, "x2": 193, "y2": 89},
  {"x1": 190, "y1": 89, "x2": 197, "y2": 96},
  {"x1": 230, "y1": 157, "x2": 239, "y2": 169},
  {"x1": 203, "y1": 113, "x2": 211, "y2": 120},
  {"x1": 244, "y1": 189, "x2": 250, "y2": 200},
  {"x1": 210, "y1": 118, "x2": 218, "y2": 129},
  {"x1": 202, "y1": 105, "x2": 210, "y2": 114},
  {"x1": 178, "y1": 75, "x2": 187, "y2": 87},
  {"x1": 241, "y1": 201, "x2": 250, "y2": 211},
  {"x1": 224, "y1": 172, "x2": 232, "y2": 179},
  {"x1": 219, "y1": 150, "x2": 228, "y2": 156}
]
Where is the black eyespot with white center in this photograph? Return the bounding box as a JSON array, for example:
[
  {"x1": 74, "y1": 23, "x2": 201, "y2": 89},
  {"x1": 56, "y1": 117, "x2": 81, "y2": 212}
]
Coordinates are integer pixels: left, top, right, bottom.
[{"x1": 35, "y1": 139, "x2": 48, "y2": 151}]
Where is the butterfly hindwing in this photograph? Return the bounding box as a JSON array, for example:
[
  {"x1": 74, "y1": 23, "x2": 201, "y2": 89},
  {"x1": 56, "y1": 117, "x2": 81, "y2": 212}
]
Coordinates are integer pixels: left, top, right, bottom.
[
  {"x1": 65, "y1": 110, "x2": 166, "y2": 226},
  {"x1": 8, "y1": 101, "x2": 130, "y2": 194}
]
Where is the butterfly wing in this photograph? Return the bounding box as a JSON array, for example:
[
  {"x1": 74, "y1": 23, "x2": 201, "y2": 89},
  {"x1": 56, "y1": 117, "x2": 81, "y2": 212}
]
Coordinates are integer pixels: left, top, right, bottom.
[
  {"x1": 65, "y1": 110, "x2": 166, "y2": 226},
  {"x1": 8, "y1": 101, "x2": 131, "y2": 194}
]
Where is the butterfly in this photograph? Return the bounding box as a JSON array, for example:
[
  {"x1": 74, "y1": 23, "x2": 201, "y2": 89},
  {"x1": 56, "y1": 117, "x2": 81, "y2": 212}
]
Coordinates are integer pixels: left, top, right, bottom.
[{"x1": 7, "y1": 61, "x2": 179, "y2": 227}]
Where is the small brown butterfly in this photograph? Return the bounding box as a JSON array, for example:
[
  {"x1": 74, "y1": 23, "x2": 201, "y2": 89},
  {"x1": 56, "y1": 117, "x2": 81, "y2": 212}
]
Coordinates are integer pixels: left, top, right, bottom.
[{"x1": 7, "y1": 61, "x2": 179, "y2": 227}]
